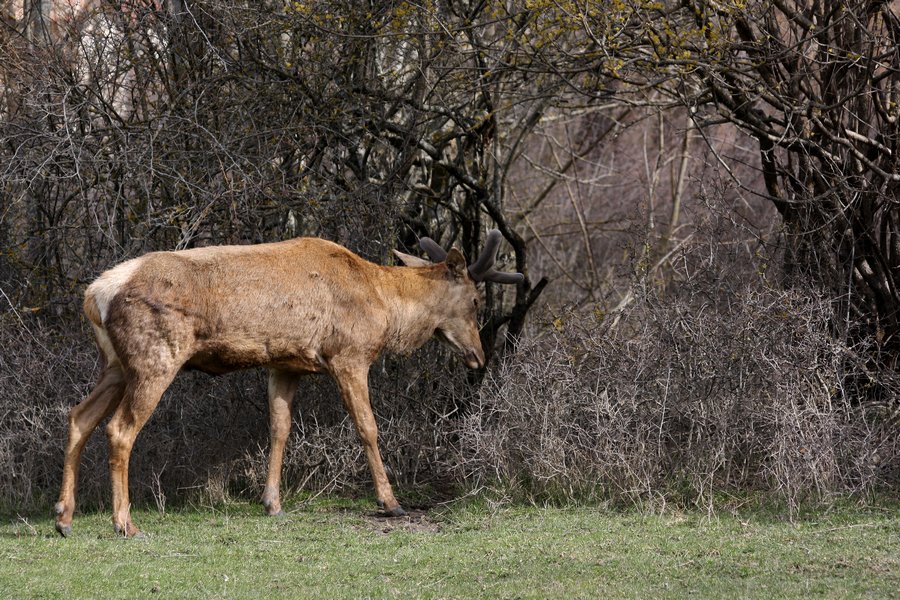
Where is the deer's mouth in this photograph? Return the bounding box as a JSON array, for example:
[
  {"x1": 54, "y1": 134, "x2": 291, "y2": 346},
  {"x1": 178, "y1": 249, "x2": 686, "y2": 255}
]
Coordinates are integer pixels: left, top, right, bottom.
[{"x1": 436, "y1": 329, "x2": 485, "y2": 369}]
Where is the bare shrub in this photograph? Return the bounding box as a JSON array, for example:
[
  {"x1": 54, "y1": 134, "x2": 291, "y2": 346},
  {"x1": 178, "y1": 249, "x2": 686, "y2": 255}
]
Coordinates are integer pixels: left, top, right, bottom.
[
  {"x1": 450, "y1": 216, "x2": 899, "y2": 512},
  {"x1": 0, "y1": 313, "x2": 87, "y2": 510}
]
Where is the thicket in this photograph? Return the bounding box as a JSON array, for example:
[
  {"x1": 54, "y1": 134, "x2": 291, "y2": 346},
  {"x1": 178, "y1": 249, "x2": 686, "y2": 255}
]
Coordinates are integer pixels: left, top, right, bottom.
[
  {"x1": 457, "y1": 212, "x2": 900, "y2": 512},
  {"x1": 4, "y1": 201, "x2": 897, "y2": 514},
  {"x1": 1, "y1": 0, "x2": 898, "y2": 514}
]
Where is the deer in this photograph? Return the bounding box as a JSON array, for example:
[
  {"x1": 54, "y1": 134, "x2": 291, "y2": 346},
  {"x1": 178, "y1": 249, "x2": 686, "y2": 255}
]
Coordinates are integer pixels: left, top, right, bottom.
[{"x1": 54, "y1": 230, "x2": 523, "y2": 538}]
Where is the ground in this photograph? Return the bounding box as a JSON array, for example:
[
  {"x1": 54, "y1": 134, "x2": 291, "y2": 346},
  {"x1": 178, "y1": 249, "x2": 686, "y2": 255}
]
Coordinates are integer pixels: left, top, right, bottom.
[{"x1": 1, "y1": 497, "x2": 897, "y2": 598}]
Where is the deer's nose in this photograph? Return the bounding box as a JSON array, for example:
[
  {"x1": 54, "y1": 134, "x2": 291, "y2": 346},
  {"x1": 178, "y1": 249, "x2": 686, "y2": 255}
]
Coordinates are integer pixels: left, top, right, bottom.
[{"x1": 465, "y1": 349, "x2": 485, "y2": 370}]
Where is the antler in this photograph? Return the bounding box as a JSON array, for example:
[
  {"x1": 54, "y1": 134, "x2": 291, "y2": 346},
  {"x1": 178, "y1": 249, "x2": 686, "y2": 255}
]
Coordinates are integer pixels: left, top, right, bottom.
[
  {"x1": 418, "y1": 230, "x2": 524, "y2": 284},
  {"x1": 418, "y1": 237, "x2": 448, "y2": 263}
]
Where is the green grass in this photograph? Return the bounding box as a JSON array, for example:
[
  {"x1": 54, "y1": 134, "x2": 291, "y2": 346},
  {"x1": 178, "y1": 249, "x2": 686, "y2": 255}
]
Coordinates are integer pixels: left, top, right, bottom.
[{"x1": 1, "y1": 497, "x2": 897, "y2": 599}]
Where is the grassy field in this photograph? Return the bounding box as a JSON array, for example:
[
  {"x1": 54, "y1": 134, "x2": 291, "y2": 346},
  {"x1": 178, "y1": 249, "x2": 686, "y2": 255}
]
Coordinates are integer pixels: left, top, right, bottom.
[{"x1": 1, "y1": 497, "x2": 897, "y2": 599}]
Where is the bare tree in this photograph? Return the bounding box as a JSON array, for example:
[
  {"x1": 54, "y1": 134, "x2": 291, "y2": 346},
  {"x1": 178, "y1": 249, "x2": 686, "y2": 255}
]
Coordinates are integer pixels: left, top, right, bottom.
[
  {"x1": 627, "y1": 1, "x2": 900, "y2": 368},
  {"x1": 6, "y1": 1, "x2": 622, "y2": 356}
]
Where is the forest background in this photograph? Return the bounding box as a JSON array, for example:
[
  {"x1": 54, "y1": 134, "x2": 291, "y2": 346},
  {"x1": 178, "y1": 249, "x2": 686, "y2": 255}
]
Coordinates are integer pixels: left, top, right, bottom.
[{"x1": 1, "y1": 0, "x2": 898, "y2": 516}]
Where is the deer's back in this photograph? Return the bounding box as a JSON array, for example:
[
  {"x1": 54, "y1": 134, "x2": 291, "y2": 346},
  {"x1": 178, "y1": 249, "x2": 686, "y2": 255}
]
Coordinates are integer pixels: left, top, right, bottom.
[{"x1": 87, "y1": 238, "x2": 390, "y2": 375}]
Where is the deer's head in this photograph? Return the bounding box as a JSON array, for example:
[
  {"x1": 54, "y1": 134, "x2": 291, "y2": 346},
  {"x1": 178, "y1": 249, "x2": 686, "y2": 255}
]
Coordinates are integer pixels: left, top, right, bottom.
[{"x1": 394, "y1": 230, "x2": 524, "y2": 369}]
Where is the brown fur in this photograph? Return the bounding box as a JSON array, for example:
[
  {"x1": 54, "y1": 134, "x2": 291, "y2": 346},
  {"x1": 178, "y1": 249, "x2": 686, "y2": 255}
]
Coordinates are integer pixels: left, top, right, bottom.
[{"x1": 55, "y1": 237, "x2": 484, "y2": 537}]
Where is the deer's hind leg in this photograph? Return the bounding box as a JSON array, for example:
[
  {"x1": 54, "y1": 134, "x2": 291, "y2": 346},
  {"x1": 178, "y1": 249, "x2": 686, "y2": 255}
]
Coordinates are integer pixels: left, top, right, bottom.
[
  {"x1": 105, "y1": 369, "x2": 178, "y2": 538},
  {"x1": 55, "y1": 365, "x2": 126, "y2": 537}
]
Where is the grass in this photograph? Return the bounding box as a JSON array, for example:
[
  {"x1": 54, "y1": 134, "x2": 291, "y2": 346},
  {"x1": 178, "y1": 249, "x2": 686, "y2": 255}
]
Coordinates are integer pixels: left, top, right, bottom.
[{"x1": 1, "y1": 496, "x2": 898, "y2": 599}]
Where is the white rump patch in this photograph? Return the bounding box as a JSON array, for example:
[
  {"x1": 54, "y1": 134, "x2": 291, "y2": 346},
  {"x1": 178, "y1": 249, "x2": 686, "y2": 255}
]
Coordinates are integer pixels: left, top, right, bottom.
[
  {"x1": 92, "y1": 324, "x2": 120, "y2": 367},
  {"x1": 86, "y1": 257, "x2": 143, "y2": 324}
]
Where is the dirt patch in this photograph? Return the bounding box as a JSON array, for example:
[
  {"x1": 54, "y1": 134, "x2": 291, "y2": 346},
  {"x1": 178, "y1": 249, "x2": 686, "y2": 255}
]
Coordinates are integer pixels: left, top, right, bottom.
[{"x1": 361, "y1": 509, "x2": 442, "y2": 534}]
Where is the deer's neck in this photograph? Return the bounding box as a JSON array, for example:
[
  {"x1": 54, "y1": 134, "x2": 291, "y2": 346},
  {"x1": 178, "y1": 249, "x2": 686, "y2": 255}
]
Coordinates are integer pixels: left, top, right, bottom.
[{"x1": 379, "y1": 267, "x2": 447, "y2": 355}]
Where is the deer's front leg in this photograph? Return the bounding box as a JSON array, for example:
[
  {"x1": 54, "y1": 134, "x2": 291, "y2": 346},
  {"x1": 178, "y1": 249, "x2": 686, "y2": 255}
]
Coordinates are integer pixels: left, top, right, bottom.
[
  {"x1": 262, "y1": 369, "x2": 300, "y2": 517},
  {"x1": 332, "y1": 362, "x2": 406, "y2": 517}
]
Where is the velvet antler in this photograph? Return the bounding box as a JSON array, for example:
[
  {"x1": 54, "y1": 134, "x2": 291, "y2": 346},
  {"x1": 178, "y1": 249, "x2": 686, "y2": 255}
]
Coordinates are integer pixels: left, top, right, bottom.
[
  {"x1": 418, "y1": 237, "x2": 448, "y2": 263},
  {"x1": 418, "y1": 230, "x2": 524, "y2": 284}
]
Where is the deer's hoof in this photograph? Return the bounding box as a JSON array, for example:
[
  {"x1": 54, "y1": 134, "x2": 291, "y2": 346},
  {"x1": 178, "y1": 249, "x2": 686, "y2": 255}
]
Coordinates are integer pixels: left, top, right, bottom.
[
  {"x1": 268, "y1": 509, "x2": 286, "y2": 519},
  {"x1": 383, "y1": 505, "x2": 407, "y2": 518},
  {"x1": 55, "y1": 522, "x2": 72, "y2": 538},
  {"x1": 375, "y1": 498, "x2": 407, "y2": 517},
  {"x1": 114, "y1": 523, "x2": 146, "y2": 539},
  {"x1": 262, "y1": 495, "x2": 284, "y2": 518}
]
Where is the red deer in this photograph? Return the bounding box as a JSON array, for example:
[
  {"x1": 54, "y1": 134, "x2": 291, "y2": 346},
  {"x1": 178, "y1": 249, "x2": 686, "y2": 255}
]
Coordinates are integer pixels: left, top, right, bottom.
[{"x1": 54, "y1": 230, "x2": 522, "y2": 537}]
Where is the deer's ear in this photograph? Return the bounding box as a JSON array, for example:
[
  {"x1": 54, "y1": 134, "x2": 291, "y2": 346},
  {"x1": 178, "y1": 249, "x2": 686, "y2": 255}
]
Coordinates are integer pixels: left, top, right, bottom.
[
  {"x1": 446, "y1": 248, "x2": 468, "y2": 280},
  {"x1": 393, "y1": 250, "x2": 433, "y2": 268}
]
